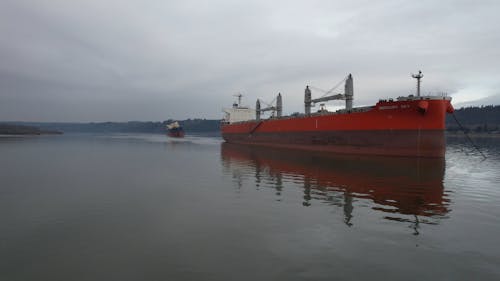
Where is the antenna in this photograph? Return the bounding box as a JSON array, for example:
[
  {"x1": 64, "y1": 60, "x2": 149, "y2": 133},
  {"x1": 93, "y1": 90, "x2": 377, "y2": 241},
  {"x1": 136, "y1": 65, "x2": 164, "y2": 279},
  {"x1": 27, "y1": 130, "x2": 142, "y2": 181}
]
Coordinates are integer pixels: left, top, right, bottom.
[{"x1": 411, "y1": 70, "x2": 424, "y2": 97}]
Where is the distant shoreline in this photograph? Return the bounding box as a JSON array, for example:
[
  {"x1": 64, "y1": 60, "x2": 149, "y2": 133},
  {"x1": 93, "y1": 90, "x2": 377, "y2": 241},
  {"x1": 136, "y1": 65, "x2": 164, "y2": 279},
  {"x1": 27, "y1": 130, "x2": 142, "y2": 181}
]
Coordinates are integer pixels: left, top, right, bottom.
[{"x1": 0, "y1": 124, "x2": 63, "y2": 135}]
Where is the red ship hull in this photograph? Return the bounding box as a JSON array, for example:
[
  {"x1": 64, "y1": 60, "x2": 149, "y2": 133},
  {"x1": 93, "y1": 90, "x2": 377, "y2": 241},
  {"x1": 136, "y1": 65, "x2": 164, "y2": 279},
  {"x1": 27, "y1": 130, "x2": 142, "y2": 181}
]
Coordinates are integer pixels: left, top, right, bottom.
[
  {"x1": 167, "y1": 130, "x2": 185, "y2": 138},
  {"x1": 221, "y1": 98, "x2": 453, "y2": 157}
]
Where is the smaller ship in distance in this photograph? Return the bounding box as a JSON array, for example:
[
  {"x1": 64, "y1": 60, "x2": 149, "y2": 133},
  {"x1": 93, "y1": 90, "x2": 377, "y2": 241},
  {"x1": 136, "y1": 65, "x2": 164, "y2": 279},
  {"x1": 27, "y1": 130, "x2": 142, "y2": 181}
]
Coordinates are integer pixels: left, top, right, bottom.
[{"x1": 166, "y1": 121, "x2": 185, "y2": 138}]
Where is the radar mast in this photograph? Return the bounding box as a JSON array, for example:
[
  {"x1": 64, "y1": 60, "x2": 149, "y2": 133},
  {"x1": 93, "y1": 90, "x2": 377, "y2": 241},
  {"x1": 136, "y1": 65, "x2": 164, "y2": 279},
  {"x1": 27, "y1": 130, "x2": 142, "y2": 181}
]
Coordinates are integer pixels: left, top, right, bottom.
[{"x1": 411, "y1": 70, "x2": 424, "y2": 97}]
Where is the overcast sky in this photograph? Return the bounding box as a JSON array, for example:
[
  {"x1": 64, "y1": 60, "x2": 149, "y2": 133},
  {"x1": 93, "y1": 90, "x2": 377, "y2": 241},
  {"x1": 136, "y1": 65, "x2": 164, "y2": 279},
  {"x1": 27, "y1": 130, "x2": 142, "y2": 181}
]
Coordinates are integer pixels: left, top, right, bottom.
[{"x1": 1, "y1": 0, "x2": 499, "y2": 122}]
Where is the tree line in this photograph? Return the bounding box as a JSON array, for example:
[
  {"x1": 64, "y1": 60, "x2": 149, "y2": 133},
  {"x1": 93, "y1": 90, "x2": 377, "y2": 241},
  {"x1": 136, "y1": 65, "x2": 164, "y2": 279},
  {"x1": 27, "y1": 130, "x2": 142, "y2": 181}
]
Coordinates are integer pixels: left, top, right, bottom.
[
  {"x1": 2, "y1": 119, "x2": 221, "y2": 134},
  {"x1": 446, "y1": 105, "x2": 500, "y2": 133}
]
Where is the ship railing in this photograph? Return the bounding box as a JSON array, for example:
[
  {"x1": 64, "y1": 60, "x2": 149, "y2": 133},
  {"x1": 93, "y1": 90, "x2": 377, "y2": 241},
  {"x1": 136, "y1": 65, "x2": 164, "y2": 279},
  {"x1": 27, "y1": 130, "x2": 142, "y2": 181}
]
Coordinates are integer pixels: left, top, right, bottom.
[
  {"x1": 395, "y1": 95, "x2": 452, "y2": 102},
  {"x1": 223, "y1": 106, "x2": 375, "y2": 125}
]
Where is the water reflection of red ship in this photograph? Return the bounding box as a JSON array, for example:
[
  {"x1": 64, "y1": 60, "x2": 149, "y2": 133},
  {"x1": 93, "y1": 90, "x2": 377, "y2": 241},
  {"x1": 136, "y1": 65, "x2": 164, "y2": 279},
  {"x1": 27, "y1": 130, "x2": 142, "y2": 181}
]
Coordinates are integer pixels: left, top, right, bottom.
[{"x1": 221, "y1": 143, "x2": 450, "y2": 230}]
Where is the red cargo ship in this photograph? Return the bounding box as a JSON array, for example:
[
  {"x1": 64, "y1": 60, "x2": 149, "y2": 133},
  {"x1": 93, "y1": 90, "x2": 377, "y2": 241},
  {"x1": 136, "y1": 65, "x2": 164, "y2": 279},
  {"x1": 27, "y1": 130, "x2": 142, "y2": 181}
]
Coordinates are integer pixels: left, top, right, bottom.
[{"x1": 221, "y1": 72, "x2": 454, "y2": 157}]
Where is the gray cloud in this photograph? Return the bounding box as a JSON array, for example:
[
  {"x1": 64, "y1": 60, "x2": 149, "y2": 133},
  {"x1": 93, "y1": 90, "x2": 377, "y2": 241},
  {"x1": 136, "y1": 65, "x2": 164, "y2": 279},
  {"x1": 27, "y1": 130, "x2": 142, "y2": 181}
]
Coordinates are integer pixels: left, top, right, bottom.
[{"x1": 1, "y1": 0, "x2": 499, "y2": 121}]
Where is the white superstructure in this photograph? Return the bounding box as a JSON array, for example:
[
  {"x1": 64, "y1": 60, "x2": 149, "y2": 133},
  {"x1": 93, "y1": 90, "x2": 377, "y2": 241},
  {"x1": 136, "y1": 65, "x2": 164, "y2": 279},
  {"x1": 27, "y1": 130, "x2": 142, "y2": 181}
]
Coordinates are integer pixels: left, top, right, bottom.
[
  {"x1": 166, "y1": 121, "x2": 181, "y2": 129},
  {"x1": 222, "y1": 94, "x2": 255, "y2": 124},
  {"x1": 223, "y1": 107, "x2": 255, "y2": 124}
]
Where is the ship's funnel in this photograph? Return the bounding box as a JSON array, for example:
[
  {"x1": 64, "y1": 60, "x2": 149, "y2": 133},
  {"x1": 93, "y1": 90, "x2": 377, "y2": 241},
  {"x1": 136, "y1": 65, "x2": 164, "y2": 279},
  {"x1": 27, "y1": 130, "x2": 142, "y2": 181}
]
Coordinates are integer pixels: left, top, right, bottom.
[{"x1": 345, "y1": 74, "x2": 353, "y2": 111}]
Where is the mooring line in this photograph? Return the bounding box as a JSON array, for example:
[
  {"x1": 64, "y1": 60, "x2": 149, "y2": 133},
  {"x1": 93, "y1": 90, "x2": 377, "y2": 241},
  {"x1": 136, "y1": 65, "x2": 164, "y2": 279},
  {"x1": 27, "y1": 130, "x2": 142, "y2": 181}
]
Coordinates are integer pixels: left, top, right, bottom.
[{"x1": 452, "y1": 112, "x2": 487, "y2": 159}]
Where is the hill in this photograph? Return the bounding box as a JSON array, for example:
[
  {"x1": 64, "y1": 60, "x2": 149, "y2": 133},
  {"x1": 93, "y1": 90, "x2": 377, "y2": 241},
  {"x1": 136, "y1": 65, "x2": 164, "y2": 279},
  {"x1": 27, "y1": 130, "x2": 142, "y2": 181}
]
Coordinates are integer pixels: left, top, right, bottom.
[{"x1": 446, "y1": 105, "x2": 500, "y2": 133}]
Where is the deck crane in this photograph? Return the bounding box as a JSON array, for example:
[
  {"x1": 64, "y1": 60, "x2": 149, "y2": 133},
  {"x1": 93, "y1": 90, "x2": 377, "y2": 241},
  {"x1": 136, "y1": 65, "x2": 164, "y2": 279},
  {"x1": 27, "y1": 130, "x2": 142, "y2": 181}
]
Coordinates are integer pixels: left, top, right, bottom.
[
  {"x1": 256, "y1": 93, "x2": 282, "y2": 120},
  {"x1": 305, "y1": 74, "x2": 353, "y2": 115}
]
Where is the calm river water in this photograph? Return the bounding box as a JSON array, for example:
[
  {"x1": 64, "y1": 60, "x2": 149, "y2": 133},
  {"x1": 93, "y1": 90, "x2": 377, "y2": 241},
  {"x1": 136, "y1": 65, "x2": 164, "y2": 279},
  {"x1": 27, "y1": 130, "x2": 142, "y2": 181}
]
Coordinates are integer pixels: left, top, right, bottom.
[{"x1": 1, "y1": 134, "x2": 499, "y2": 280}]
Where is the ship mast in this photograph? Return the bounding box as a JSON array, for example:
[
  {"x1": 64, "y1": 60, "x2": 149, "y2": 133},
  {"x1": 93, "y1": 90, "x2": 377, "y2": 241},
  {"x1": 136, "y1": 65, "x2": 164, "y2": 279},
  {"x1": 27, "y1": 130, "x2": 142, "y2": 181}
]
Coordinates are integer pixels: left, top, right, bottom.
[
  {"x1": 233, "y1": 93, "x2": 243, "y2": 108},
  {"x1": 411, "y1": 70, "x2": 424, "y2": 97}
]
